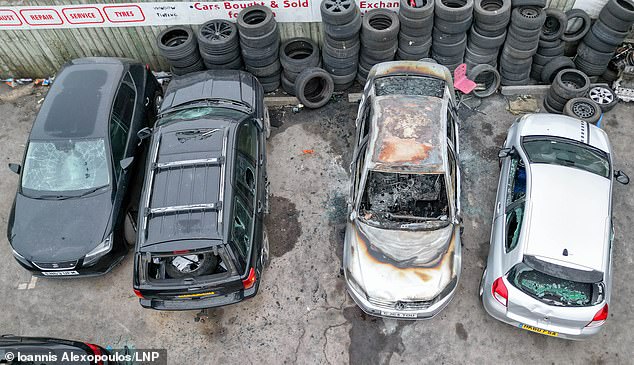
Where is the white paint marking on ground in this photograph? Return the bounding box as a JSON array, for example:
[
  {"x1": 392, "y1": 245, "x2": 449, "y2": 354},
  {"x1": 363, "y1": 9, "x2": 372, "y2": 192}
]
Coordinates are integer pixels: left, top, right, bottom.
[
  {"x1": 17, "y1": 275, "x2": 37, "y2": 290},
  {"x1": 17, "y1": 283, "x2": 27, "y2": 290}
]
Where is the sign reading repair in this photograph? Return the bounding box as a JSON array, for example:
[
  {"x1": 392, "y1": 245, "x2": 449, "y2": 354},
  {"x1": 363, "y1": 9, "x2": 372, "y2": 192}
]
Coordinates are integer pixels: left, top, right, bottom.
[{"x1": 0, "y1": 1, "x2": 401, "y2": 29}]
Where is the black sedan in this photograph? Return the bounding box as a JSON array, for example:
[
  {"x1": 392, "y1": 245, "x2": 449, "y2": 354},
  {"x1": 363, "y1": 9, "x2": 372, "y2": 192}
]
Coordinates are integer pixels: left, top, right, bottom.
[
  {"x1": 133, "y1": 70, "x2": 270, "y2": 310},
  {"x1": 6, "y1": 57, "x2": 161, "y2": 277}
]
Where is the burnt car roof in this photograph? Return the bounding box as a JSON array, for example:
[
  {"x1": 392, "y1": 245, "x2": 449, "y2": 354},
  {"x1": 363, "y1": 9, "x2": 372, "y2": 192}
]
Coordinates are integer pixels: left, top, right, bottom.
[
  {"x1": 367, "y1": 95, "x2": 447, "y2": 174},
  {"x1": 160, "y1": 70, "x2": 260, "y2": 113},
  {"x1": 29, "y1": 58, "x2": 128, "y2": 140}
]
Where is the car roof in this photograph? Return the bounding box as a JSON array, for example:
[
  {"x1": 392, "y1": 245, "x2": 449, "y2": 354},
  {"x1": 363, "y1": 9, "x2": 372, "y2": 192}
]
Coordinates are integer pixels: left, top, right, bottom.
[
  {"x1": 523, "y1": 163, "x2": 611, "y2": 272},
  {"x1": 160, "y1": 70, "x2": 260, "y2": 113},
  {"x1": 518, "y1": 114, "x2": 611, "y2": 153},
  {"x1": 365, "y1": 94, "x2": 447, "y2": 174},
  {"x1": 30, "y1": 59, "x2": 125, "y2": 140}
]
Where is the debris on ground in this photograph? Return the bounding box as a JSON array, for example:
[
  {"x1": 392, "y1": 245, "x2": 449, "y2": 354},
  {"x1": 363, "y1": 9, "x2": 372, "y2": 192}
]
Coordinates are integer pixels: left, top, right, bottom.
[
  {"x1": 292, "y1": 104, "x2": 304, "y2": 113},
  {"x1": 506, "y1": 95, "x2": 539, "y2": 115},
  {"x1": 302, "y1": 149, "x2": 315, "y2": 154}
]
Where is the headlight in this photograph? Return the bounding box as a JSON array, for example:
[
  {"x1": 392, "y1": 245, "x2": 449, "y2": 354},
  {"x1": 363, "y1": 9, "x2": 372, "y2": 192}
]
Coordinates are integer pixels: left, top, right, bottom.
[
  {"x1": 83, "y1": 233, "x2": 113, "y2": 266},
  {"x1": 345, "y1": 269, "x2": 367, "y2": 300},
  {"x1": 12, "y1": 248, "x2": 31, "y2": 266}
]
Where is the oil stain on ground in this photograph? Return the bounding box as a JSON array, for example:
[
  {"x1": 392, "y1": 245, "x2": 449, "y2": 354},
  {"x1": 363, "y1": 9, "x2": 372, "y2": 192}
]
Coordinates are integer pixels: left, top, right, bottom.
[
  {"x1": 264, "y1": 195, "x2": 301, "y2": 257},
  {"x1": 343, "y1": 306, "x2": 412, "y2": 365},
  {"x1": 455, "y1": 322, "x2": 468, "y2": 341}
]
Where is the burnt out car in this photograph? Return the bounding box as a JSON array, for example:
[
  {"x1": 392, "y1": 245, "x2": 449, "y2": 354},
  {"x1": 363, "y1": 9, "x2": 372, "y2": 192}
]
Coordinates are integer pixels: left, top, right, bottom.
[
  {"x1": 6, "y1": 57, "x2": 161, "y2": 277},
  {"x1": 343, "y1": 61, "x2": 462, "y2": 319},
  {"x1": 133, "y1": 70, "x2": 270, "y2": 310}
]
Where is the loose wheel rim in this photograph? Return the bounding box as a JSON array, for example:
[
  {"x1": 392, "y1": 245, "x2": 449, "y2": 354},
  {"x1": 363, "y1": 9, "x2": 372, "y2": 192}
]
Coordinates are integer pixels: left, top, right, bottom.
[
  {"x1": 572, "y1": 101, "x2": 596, "y2": 118},
  {"x1": 589, "y1": 87, "x2": 614, "y2": 105},
  {"x1": 520, "y1": 7, "x2": 540, "y2": 18},
  {"x1": 200, "y1": 20, "x2": 233, "y2": 42},
  {"x1": 323, "y1": 0, "x2": 353, "y2": 13}
]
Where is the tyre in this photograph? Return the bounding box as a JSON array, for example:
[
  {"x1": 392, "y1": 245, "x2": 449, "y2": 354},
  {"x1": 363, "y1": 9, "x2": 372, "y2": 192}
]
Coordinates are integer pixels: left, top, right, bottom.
[
  {"x1": 323, "y1": 40, "x2": 360, "y2": 59},
  {"x1": 400, "y1": 21, "x2": 434, "y2": 37},
  {"x1": 204, "y1": 56, "x2": 243, "y2": 70},
  {"x1": 474, "y1": 0, "x2": 511, "y2": 25},
  {"x1": 242, "y1": 50, "x2": 279, "y2": 68},
  {"x1": 322, "y1": 60, "x2": 358, "y2": 76},
  {"x1": 124, "y1": 210, "x2": 136, "y2": 248},
  {"x1": 511, "y1": 6, "x2": 546, "y2": 30},
  {"x1": 171, "y1": 58, "x2": 205, "y2": 75},
  {"x1": 502, "y1": 42, "x2": 538, "y2": 59},
  {"x1": 433, "y1": 28, "x2": 467, "y2": 44},
  {"x1": 197, "y1": 20, "x2": 239, "y2": 55},
  {"x1": 397, "y1": 46, "x2": 431, "y2": 59},
  {"x1": 511, "y1": 0, "x2": 546, "y2": 6},
  {"x1": 295, "y1": 68, "x2": 335, "y2": 109},
  {"x1": 583, "y1": 28, "x2": 620, "y2": 53},
  {"x1": 324, "y1": 11, "x2": 363, "y2": 40},
  {"x1": 246, "y1": 59, "x2": 281, "y2": 77},
  {"x1": 201, "y1": 47, "x2": 240, "y2": 64},
  {"x1": 400, "y1": 0, "x2": 435, "y2": 19},
  {"x1": 165, "y1": 253, "x2": 219, "y2": 279},
  {"x1": 435, "y1": 16, "x2": 473, "y2": 34},
  {"x1": 363, "y1": 44, "x2": 399, "y2": 60},
  {"x1": 281, "y1": 72, "x2": 295, "y2": 95},
  {"x1": 469, "y1": 26, "x2": 506, "y2": 48},
  {"x1": 540, "y1": 56, "x2": 575, "y2": 83},
  {"x1": 537, "y1": 38, "x2": 560, "y2": 49},
  {"x1": 239, "y1": 23, "x2": 279, "y2": 48},
  {"x1": 320, "y1": 0, "x2": 358, "y2": 25},
  {"x1": 543, "y1": 94, "x2": 562, "y2": 113},
  {"x1": 261, "y1": 79, "x2": 280, "y2": 93},
  {"x1": 506, "y1": 30, "x2": 540, "y2": 51},
  {"x1": 465, "y1": 46, "x2": 498, "y2": 63},
  {"x1": 530, "y1": 64, "x2": 544, "y2": 80},
  {"x1": 237, "y1": 5, "x2": 276, "y2": 38},
  {"x1": 399, "y1": 36, "x2": 432, "y2": 54},
  {"x1": 562, "y1": 9, "x2": 591, "y2": 43},
  {"x1": 574, "y1": 56, "x2": 608, "y2": 76},
  {"x1": 532, "y1": 52, "x2": 556, "y2": 65},
  {"x1": 552, "y1": 68, "x2": 591, "y2": 99},
  {"x1": 508, "y1": 23, "x2": 541, "y2": 38},
  {"x1": 467, "y1": 63, "x2": 501, "y2": 97},
  {"x1": 435, "y1": 0, "x2": 475, "y2": 22},
  {"x1": 280, "y1": 38, "x2": 320, "y2": 73},
  {"x1": 576, "y1": 42, "x2": 614, "y2": 65},
  {"x1": 590, "y1": 20, "x2": 629, "y2": 47},
  {"x1": 605, "y1": 0, "x2": 634, "y2": 23},
  {"x1": 599, "y1": 7, "x2": 634, "y2": 33},
  {"x1": 588, "y1": 85, "x2": 618, "y2": 112},
  {"x1": 564, "y1": 97, "x2": 602, "y2": 124},
  {"x1": 362, "y1": 9, "x2": 400, "y2": 42},
  {"x1": 536, "y1": 42, "x2": 564, "y2": 56},
  {"x1": 433, "y1": 36, "x2": 467, "y2": 56},
  {"x1": 541, "y1": 8, "x2": 567, "y2": 41},
  {"x1": 474, "y1": 20, "x2": 509, "y2": 35},
  {"x1": 157, "y1": 26, "x2": 198, "y2": 61},
  {"x1": 330, "y1": 71, "x2": 357, "y2": 85}
]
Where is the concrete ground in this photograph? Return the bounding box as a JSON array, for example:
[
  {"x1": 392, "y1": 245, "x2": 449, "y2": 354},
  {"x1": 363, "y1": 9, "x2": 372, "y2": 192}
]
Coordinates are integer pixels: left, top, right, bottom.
[{"x1": 0, "y1": 84, "x2": 633, "y2": 365}]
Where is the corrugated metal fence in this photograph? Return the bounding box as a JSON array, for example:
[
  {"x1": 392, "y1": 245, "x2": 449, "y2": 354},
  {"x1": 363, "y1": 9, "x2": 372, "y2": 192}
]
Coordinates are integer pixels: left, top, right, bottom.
[{"x1": 0, "y1": 0, "x2": 579, "y2": 78}]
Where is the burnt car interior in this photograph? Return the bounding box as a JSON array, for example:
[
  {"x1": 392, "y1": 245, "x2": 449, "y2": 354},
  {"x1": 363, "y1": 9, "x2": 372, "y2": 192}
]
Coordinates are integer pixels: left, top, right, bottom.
[{"x1": 360, "y1": 171, "x2": 449, "y2": 224}]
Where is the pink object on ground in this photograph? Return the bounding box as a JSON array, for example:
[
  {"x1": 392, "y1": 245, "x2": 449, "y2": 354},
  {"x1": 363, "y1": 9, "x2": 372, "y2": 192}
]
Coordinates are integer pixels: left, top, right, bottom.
[{"x1": 453, "y1": 63, "x2": 476, "y2": 94}]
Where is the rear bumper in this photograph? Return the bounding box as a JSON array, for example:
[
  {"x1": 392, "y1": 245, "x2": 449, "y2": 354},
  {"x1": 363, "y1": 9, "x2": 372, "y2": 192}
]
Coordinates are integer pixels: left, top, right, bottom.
[
  {"x1": 481, "y1": 287, "x2": 603, "y2": 340},
  {"x1": 138, "y1": 282, "x2": 259, "y2": 311}
]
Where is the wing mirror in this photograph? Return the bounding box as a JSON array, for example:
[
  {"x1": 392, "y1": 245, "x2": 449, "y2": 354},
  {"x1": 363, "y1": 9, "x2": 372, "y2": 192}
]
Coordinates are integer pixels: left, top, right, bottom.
[
  {"x1": 120, "y1": 157, "x2": 134, "y2": 171},
  {"x1": 498, "y1": 147, "x2": 514, "y2": 159},
  {"x1": 8, "y1": 163, "x2": 21, "y2": 174},
  {"x1": 137, "y1": 127, "x2": 153, "y2": 142},
  {"x1": 615, "y1": 170, "x2": 630, "y2": 185}
]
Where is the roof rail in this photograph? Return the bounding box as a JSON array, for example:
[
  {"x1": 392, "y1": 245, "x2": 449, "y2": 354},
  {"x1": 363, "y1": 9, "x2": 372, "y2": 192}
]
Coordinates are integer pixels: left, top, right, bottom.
[
  {"x1": 153, "y1": 157, "x2": 224, "y2": 170},
  {"x1": 145, "y1": 202, "x2": 222, "y2": 217}
]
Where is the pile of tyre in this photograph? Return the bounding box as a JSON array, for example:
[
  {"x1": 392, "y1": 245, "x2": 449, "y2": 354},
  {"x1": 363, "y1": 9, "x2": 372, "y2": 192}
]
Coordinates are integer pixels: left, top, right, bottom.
[
  {"x1": 280, "y1": 38, "x2": 321, "y2": 95},
  {"x1": 320, "y1": 0, "x2": 361, "y2": 91},
  {"x1": 560, "y1": 8, "x2": 591, "y2": 57},
  {"x1": 529, "y1": 8, "x2": 568, "y2": 83},
  {"x1": 197, "y1": 20, "x2": 243, "y2": 70},
  {"x1": 431, "y1": 0, "x2": 474, "y2": 73},
  {"x1": 157, "y1": 26, "x2": 205, "y2": 76},
  {"x1": 358, "y1": 9, "x2": 400, "y2": 84},
  {"x1": 397, "y1": 0, "x2": 434, "y2": 61},
  {"x1": 237, "y1": 5, "x2": 281, "y2": 92},
  {"x1": 464, "y1": 0, "x2": 510, "y2": 71},
  {"x1": 575, "y1": 0, "x2": 634, "y2": 77},
  {"x1": 543, "y1": 68, "x2": 590, "y2": 114},
  {"x1": 499, "y1": 5, "x2": 546, "y2": 85}
]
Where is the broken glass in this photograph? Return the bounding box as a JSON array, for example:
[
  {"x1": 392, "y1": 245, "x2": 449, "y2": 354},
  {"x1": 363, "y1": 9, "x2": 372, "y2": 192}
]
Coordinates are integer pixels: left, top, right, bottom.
[
  {"x1": 375, "y1": 76, "x2": 445, "y2": 98},
  {"x1": 21, "y1": 139, "x2": 109, "y2": 193},
  {"x1": 158, "y1": 106, "x2": 246, "y2": 126}
]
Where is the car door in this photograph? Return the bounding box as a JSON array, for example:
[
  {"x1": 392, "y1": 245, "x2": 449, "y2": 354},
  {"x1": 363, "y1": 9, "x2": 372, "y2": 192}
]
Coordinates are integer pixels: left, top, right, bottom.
[{"x1": 349, "y1": 105, "x2": 371, "y2": 210}]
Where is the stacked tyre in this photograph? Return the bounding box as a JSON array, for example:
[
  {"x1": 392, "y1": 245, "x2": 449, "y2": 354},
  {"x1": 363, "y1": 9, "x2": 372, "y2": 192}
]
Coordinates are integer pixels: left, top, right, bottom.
[
  {"x1": 280, "y1": 38, "x2": 321, "y2": 96},
  {"x1": 358, "y1": 9, "x2": 400, "y2": 84},
  {"x1": 543, "y1": 68, "x2": 591, "y2": 114},
  {"x1": 237, "y1": 5, "x2": 281, "y2": 92},
  {"x1": 499, "y1": 6, "x2": 545, "y2": 85},
  {"x1": 431, "y1": 0, "x2": 474, "y2": 72},
  {"x1": 561, "y1": 9, "x2": 591, "y2": 57},
  {"x1": 397, "y1": 0, "x2": 434, "y2": 60},
  {"x1": 464, "y1": 0, "x2": 511, "y2": 71},
  {"x1": 575, "y1": 0, "x2": 634, "y2": 76},
  {"x1": 321, "y1": 0, "x2": 361, "y2": 91},
  {"x1": 157, "y1": 26, "x2": 205, "y2": 76},
  {"x1": 197, "y1": 20, "x2": 243, "y2": 70},
  {"x1": 530, "y1": 8, "x2": 567, "y2": 83}
]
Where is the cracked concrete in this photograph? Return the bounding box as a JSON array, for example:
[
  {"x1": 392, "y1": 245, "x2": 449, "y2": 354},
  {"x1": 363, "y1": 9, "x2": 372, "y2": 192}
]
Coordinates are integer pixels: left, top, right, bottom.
[{"x1": 0, "y1": 84, "x2": 633, "y2": 364}]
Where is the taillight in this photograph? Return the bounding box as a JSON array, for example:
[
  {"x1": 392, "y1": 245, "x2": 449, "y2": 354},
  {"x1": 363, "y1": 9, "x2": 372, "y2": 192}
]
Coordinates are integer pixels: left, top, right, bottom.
[
  {"x1": 134, "y1": 289, "x2": 144, "y2": 299},
  {"x1": 85, "y1": 343, "x2": 104, "y2": 365},
  {"x1": 242, "y1": 268, "x2": 257, "y2": 289},
  {"x1": 492, "y1": 277, "x2": 508, "y2": 307},
  {"x1": 173, "y1": 250, "x2": 190, "y2": 255},
  {"x1": 586, "y1": 304, "x2": 608, "y2": 328}
]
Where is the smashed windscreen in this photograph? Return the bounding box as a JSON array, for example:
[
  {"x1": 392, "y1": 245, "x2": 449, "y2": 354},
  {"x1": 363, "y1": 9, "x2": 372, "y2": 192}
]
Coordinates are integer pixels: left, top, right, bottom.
[
  {"x1": 374, "y1": 76, "x2": 445, "y2": 98},
  {"x1": 158, "y1": 106, "x2": 246, "y2": 126},
  {"x1": 359, "y1": 171, "x2": 450, "y2": 229},
  {"x1": 508, "y1": 262, "x2": 604, "y2": 307},
  {"x1": 522, "y1": 137, "x2": 610, "y2": 178},
  {"x1": 21, "y1": 139, "x2": 109, "y2": 193}
]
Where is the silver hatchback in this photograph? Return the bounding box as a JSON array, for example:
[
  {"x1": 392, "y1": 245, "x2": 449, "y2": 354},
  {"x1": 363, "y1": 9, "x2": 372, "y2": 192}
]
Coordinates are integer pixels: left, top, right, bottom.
[
  {"x1": 343, "y1": 61, "x2": 462, "y2": 319},
  {"x1": 480, "y1": 113, "x2": 629, "y2": 339}
]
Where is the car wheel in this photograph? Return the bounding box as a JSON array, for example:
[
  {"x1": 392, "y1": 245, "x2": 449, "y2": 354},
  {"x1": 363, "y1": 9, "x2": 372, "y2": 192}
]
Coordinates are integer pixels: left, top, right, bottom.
[
  {"x1": 124, "y1": 209, "x2": 137, "y2": 248},
  {"x1": 588, "y1": 85, "x2": 618, "y2": 112},
  {"x1": 261, "y1": 228, "x2": 270, "y2": 268},
  {"x1": 564, "y1": 97, "x2": 602, "y2": 124}
]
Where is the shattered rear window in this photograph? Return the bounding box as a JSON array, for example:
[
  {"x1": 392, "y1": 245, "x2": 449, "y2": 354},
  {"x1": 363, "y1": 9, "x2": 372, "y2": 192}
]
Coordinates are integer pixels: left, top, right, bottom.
[
  {"x1": 374, "y1": 76, "x2": 445, "y2": 98},
  {"x1": 508, "y1": 262, "x2": 604, "y2": 307},
  {"x1": 359, "y1": 171, "x2": 450, "y2": 230}
]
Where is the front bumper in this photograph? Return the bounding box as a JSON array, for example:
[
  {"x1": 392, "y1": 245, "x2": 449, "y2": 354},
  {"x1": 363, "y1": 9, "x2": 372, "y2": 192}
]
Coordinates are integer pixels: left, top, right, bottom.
[
  {"x1": 345, "y1": 277, "x2": 458, "y2": 320},
  {"x1": 138, "y1": 282, "x2": 259, "y2": 311},
  {"x1": 15, "y1": 249, "x2": 127, "y2": 278},
  {"x1": 481, "y1": 286, "x2": 604, "y2": 340}
]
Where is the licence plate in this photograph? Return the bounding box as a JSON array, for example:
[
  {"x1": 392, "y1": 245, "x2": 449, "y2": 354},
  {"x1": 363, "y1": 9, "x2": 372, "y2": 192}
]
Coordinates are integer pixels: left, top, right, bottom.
[
  {"x1": 41, "y1": 270, "x2": 79, "y2": 276},
  {"x1": 380, "y1": 311, "x2": 417, "y2": 318},
  {"x1": 519, "y1": 323, "x2": 558, "y2": 337}
]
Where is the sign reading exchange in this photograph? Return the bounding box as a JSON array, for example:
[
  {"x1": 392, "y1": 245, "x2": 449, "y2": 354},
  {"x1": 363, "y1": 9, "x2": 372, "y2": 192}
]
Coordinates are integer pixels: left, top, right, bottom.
[{"x1": 0, "y1": 1, "x2": 400, "y2": 29}]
